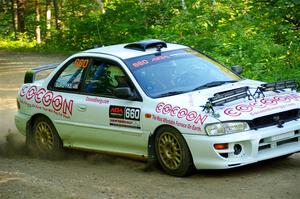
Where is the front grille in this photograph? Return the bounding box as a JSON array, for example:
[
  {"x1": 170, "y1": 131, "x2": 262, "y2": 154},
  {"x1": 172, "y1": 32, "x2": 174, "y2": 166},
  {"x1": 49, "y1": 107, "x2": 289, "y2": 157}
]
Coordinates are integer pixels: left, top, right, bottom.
[
  {"x1": 277, "y1": 137, "x2": 298, "y2": 146},
  {"x1": 258, "y1": 130, "x2": 300, "y2": 152},
  {"x1": 258, "y1": 144, "x2": 271, "y2": 151},
  {"x1": 250, "y1": 109, "x2": 300, "y2": 129}
]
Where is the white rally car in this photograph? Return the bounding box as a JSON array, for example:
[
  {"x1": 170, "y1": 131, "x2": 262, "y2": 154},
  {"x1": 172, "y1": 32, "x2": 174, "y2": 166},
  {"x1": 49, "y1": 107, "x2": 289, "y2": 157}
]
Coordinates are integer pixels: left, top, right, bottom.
[{"x1": 15, "y1": 39, "x2": 300, "y2": 176}]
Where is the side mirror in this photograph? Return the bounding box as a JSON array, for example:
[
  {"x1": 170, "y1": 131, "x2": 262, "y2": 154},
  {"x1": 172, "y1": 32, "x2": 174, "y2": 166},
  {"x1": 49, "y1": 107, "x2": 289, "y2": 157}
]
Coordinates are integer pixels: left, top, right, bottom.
[
  {"x1": 115, "y1": 87, "x2": 137, "y2": 100},
  {"x1": 231, "y1": 65, "x2": 243, "y2": 75}
]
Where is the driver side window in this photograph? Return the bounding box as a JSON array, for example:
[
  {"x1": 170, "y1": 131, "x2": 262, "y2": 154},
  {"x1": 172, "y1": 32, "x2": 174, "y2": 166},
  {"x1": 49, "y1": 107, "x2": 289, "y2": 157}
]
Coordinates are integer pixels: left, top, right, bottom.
[{"x1": 83, "y1": 59, "x2": 132, "y2": 98}]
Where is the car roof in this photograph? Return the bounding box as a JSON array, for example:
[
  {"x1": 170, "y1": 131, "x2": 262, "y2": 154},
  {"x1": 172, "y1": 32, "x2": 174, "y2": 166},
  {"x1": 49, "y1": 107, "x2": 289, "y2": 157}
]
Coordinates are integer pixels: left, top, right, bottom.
[{"x1": 83, "y1": 41, "x2": 188, "y2": 60}]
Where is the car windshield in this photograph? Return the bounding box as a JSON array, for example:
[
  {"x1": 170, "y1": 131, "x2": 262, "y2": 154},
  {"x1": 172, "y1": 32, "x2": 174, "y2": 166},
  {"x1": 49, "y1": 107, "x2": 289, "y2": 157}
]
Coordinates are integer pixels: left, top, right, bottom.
[{"x1": 124, "y1": 48, "x2": 241, "y2": 98}]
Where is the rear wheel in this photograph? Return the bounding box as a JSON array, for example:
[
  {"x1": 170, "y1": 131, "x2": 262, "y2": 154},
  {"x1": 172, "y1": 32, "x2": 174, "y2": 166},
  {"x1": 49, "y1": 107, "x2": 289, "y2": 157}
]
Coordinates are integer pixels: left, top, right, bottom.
[
  {"x1": 27, "y1": 116, "x2": 64, "y2": 159},
  {"x1": 155, "y1": 126, "x2": 194, "y2": 177}
]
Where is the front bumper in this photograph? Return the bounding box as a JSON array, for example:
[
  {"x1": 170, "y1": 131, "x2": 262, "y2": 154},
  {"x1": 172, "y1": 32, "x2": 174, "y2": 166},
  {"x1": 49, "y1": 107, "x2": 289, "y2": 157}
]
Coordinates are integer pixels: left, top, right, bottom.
[
  {"x1": 15, "y1": 111, "x2": 31, "y2": 136},
  {"x1": 183, "y1": 120, "x2": 300, "y2": 169}
]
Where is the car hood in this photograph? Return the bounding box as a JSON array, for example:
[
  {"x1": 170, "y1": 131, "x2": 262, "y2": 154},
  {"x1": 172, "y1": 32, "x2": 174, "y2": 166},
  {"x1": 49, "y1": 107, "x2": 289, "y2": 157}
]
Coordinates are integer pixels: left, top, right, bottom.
[{"x1": 159, "y1": 79, "x2": 300, "y2": 122}]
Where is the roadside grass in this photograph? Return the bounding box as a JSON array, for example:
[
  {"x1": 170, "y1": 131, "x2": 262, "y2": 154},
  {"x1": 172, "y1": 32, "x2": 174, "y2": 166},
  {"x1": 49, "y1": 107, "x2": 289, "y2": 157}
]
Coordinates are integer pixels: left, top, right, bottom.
[{"x1": 0, "y1": 39, "x2": 75, "y2": 55}]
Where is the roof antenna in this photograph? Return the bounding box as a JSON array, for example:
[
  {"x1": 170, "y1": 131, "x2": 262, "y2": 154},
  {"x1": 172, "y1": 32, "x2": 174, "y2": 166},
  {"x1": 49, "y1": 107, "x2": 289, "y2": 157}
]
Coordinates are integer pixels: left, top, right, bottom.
[{"x1": 155, "y1": 44, "x2": 163, "y2": 56}]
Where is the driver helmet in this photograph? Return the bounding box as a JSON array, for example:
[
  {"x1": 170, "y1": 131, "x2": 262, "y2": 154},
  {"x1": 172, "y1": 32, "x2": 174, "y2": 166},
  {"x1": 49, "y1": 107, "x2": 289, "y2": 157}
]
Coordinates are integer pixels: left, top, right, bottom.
[{"x1": 106, "y1": 65, "x2": 126, "y2": 87}]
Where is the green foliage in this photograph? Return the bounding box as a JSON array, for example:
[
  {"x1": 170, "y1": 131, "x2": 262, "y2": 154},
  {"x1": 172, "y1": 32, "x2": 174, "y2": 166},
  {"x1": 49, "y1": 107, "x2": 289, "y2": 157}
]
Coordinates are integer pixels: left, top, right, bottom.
[
  {"x1": 0, "y1": 0, "x2": 299, "y2": 84},
  {"x1": 0, "y1": 33, "x2": 36, "y2": 50}
]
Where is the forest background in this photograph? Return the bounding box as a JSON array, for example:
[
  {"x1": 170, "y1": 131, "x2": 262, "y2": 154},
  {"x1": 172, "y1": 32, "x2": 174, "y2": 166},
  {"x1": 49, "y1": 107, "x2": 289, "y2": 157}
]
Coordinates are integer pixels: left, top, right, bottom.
[{"x1": 0, "y1": 0, "x2": 299, "y2": 84}]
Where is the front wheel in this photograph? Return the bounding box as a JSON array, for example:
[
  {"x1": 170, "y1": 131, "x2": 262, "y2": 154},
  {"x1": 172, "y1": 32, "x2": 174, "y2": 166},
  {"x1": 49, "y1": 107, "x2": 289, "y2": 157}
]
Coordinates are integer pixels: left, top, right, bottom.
[
  {"x1": 27, "y1": 116, "x2": 64, "y2": 159},
  {"x1": 155, "y1": 126, "x2": 194, "y2": 177}
]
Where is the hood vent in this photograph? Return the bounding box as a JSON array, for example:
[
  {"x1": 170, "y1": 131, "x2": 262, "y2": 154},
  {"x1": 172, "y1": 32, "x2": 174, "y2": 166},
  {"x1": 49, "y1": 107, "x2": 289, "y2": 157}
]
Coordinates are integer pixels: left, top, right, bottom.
[{"x1": 124, "y1": 39, "x2": 167, "y2": 51}]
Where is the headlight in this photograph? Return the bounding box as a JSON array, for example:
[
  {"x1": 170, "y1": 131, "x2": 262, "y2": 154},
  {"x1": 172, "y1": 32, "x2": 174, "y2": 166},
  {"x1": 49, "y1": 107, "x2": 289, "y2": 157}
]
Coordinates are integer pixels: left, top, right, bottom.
[{"x1": 205, "y1": 122, "x2": 250, "y2": 136}]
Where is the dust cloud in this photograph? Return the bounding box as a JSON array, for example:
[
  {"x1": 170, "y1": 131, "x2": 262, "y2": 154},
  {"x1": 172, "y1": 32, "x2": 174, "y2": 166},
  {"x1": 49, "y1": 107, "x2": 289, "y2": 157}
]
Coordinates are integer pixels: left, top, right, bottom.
[{"x1": 0, "y1": 131, "x2": 27, "y2": 158}]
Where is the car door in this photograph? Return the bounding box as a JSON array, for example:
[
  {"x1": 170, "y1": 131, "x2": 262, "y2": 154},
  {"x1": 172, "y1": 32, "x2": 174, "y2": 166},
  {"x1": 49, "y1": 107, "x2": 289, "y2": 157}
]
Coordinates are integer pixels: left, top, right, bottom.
[
  {"x1": 48, "y1": 56, "x2": 93, "y2": 148},
  {"x1": 50, "y1": 56, "x2": 148, "y2": 157}
]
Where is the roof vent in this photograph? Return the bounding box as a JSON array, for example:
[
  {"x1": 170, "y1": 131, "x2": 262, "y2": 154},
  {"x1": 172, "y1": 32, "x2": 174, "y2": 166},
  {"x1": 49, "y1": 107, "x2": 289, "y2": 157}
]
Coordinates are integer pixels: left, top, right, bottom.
[{"x1": 124, "y1": 39, "x2": 167, "y2": 51}]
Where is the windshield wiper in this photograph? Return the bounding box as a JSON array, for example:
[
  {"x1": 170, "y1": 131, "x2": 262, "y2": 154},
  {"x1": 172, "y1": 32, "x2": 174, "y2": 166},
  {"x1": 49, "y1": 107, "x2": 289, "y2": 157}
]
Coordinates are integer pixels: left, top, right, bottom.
[
  {"x1": 155, "y1": 91, "x2": 187, "y2": 98},
  {"x1": 192, "y1": 80, "x2": 238, "y2": 91}
]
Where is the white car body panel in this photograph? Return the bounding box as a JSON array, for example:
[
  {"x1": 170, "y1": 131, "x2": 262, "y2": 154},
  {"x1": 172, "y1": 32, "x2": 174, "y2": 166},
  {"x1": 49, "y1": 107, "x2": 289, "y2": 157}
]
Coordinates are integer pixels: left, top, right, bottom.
[{"x1": 15, "y1": 40, "x2": 300, "y2": 170}]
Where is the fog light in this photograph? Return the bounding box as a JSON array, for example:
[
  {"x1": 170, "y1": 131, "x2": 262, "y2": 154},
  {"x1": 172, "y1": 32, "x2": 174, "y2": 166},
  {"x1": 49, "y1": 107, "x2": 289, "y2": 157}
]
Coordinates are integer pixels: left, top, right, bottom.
[{"x1": 233, "y1": 144, "x2": 242, "y2": 155}]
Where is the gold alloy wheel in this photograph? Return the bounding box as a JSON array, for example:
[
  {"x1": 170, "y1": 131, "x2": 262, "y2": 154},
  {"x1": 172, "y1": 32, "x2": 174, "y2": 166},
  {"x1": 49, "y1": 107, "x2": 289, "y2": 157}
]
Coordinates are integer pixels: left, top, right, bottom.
[
  {"x1": 35, "y1": 121, "x2": 54, "y2": 153},
  {"x1": 158, "y1": 132, "x2": 182, "y2": 170}
]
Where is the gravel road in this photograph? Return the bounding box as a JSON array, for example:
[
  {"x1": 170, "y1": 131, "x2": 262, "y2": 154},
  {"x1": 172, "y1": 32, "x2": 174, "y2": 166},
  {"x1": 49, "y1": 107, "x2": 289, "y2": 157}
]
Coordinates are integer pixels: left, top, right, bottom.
[{"x1": 0, "y1": 51, "x2": 299, "y2": 199}]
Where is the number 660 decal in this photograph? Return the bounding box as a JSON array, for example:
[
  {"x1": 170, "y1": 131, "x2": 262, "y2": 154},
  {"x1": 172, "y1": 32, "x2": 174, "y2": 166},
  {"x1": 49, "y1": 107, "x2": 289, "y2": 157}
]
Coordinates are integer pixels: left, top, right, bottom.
[{"x1": 125, "y1": 107, "x2": 140, "y2": 120}]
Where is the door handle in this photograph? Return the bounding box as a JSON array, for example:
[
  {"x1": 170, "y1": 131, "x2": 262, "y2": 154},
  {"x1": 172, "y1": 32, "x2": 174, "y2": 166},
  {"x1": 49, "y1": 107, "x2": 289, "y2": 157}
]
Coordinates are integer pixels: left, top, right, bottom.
[{"x1": 77, "y1": 104, "x2": 87, "y2": 112}]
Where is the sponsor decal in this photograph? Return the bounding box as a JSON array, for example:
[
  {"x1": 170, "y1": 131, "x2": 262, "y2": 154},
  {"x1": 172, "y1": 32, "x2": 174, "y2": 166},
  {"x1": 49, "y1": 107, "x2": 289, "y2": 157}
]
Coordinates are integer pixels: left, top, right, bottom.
[
  {"x1": 19, "y1": 85, "x2": 74, "y2": 118},
  {"x1": 188, "y1": 93, "x2": 194, "y2": 106},
  {"x1": 152, "y1": 115, "x2": 202, "y2": 132},
  {"x1": 132, "y1": 56, "x2": 170, "y2": 68},
  {"x1": 109, "y1": 105, "x2": 141, "y2": 128},
  {"x1": 224, "y1": 94, "x2": 300, "y2": 117},
  {"x1": 151, "y1": 55, "x2": 170, "y2": 62},
  {"x1": 132, "y1": 60, "x2": 149, "y2": 68},
  {"x1": 85, "y1": 96, "x2": 109, "y2": 104},
  {"x1": 155, "y1": 102, "x2": 208, "y2": 125},
  {"x1": 109, "y1": 106, "x2": 125, "y2": 119}
]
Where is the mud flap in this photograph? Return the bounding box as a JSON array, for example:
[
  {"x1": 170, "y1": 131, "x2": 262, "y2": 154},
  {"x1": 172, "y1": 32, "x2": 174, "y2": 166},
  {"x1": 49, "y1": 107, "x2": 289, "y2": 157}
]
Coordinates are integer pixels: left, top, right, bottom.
[{"x1": 147, "y1": 133, "x2": 156, "y2": 162}]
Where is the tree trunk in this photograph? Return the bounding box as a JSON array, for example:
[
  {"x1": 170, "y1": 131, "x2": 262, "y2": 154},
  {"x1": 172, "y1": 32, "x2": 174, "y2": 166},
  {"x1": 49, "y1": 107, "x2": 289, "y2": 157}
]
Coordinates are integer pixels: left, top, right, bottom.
[
  {"x1": 35, "y1": 0, "x2": 41, "y2": 43},
  {"x1": 46, "y1": 0, "x2": 51, "y2": 38},
  {"x1": 11, "y1": 0, "x2": 19, "y2": 38},
  {"x1": 53, "y1": 0, "x2": 61, "y2": 30},
  {"x1": 60, "y1": 0, "x2": 64, "y2": 8},
  {"x1": 17, "y1": 0, "x2": 26, "y2": 33}
]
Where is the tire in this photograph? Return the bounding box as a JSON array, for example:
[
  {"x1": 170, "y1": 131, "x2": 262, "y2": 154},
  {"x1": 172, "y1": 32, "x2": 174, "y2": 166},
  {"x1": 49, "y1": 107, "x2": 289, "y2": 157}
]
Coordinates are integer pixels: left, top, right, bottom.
[
  {"x1": 27, "y1": 116, "x2": 64, "y2": 159},
  {"x1": 155, "y1": 126, "x2": 194, "y2": 177}
]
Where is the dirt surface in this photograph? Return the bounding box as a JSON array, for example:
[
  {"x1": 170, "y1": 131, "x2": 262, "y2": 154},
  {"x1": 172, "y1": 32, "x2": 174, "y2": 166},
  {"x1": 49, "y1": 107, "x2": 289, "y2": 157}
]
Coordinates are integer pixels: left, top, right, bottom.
[{"x1": 0, "y1": 51, "x2": 299, "y2": 199}]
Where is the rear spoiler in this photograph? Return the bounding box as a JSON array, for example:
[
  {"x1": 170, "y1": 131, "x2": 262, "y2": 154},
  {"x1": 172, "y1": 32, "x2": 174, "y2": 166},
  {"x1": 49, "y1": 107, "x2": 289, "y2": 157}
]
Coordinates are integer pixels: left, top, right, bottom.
[{"x1": 24, "y1": 63, "x2": 59, "y2": 83}]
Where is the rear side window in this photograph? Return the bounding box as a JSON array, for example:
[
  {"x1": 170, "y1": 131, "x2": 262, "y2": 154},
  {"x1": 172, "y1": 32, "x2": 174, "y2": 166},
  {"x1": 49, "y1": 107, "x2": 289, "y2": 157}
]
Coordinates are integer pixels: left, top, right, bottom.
[{"x1": 53, "y1": 58, "x2": 89, "y2": 90}]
